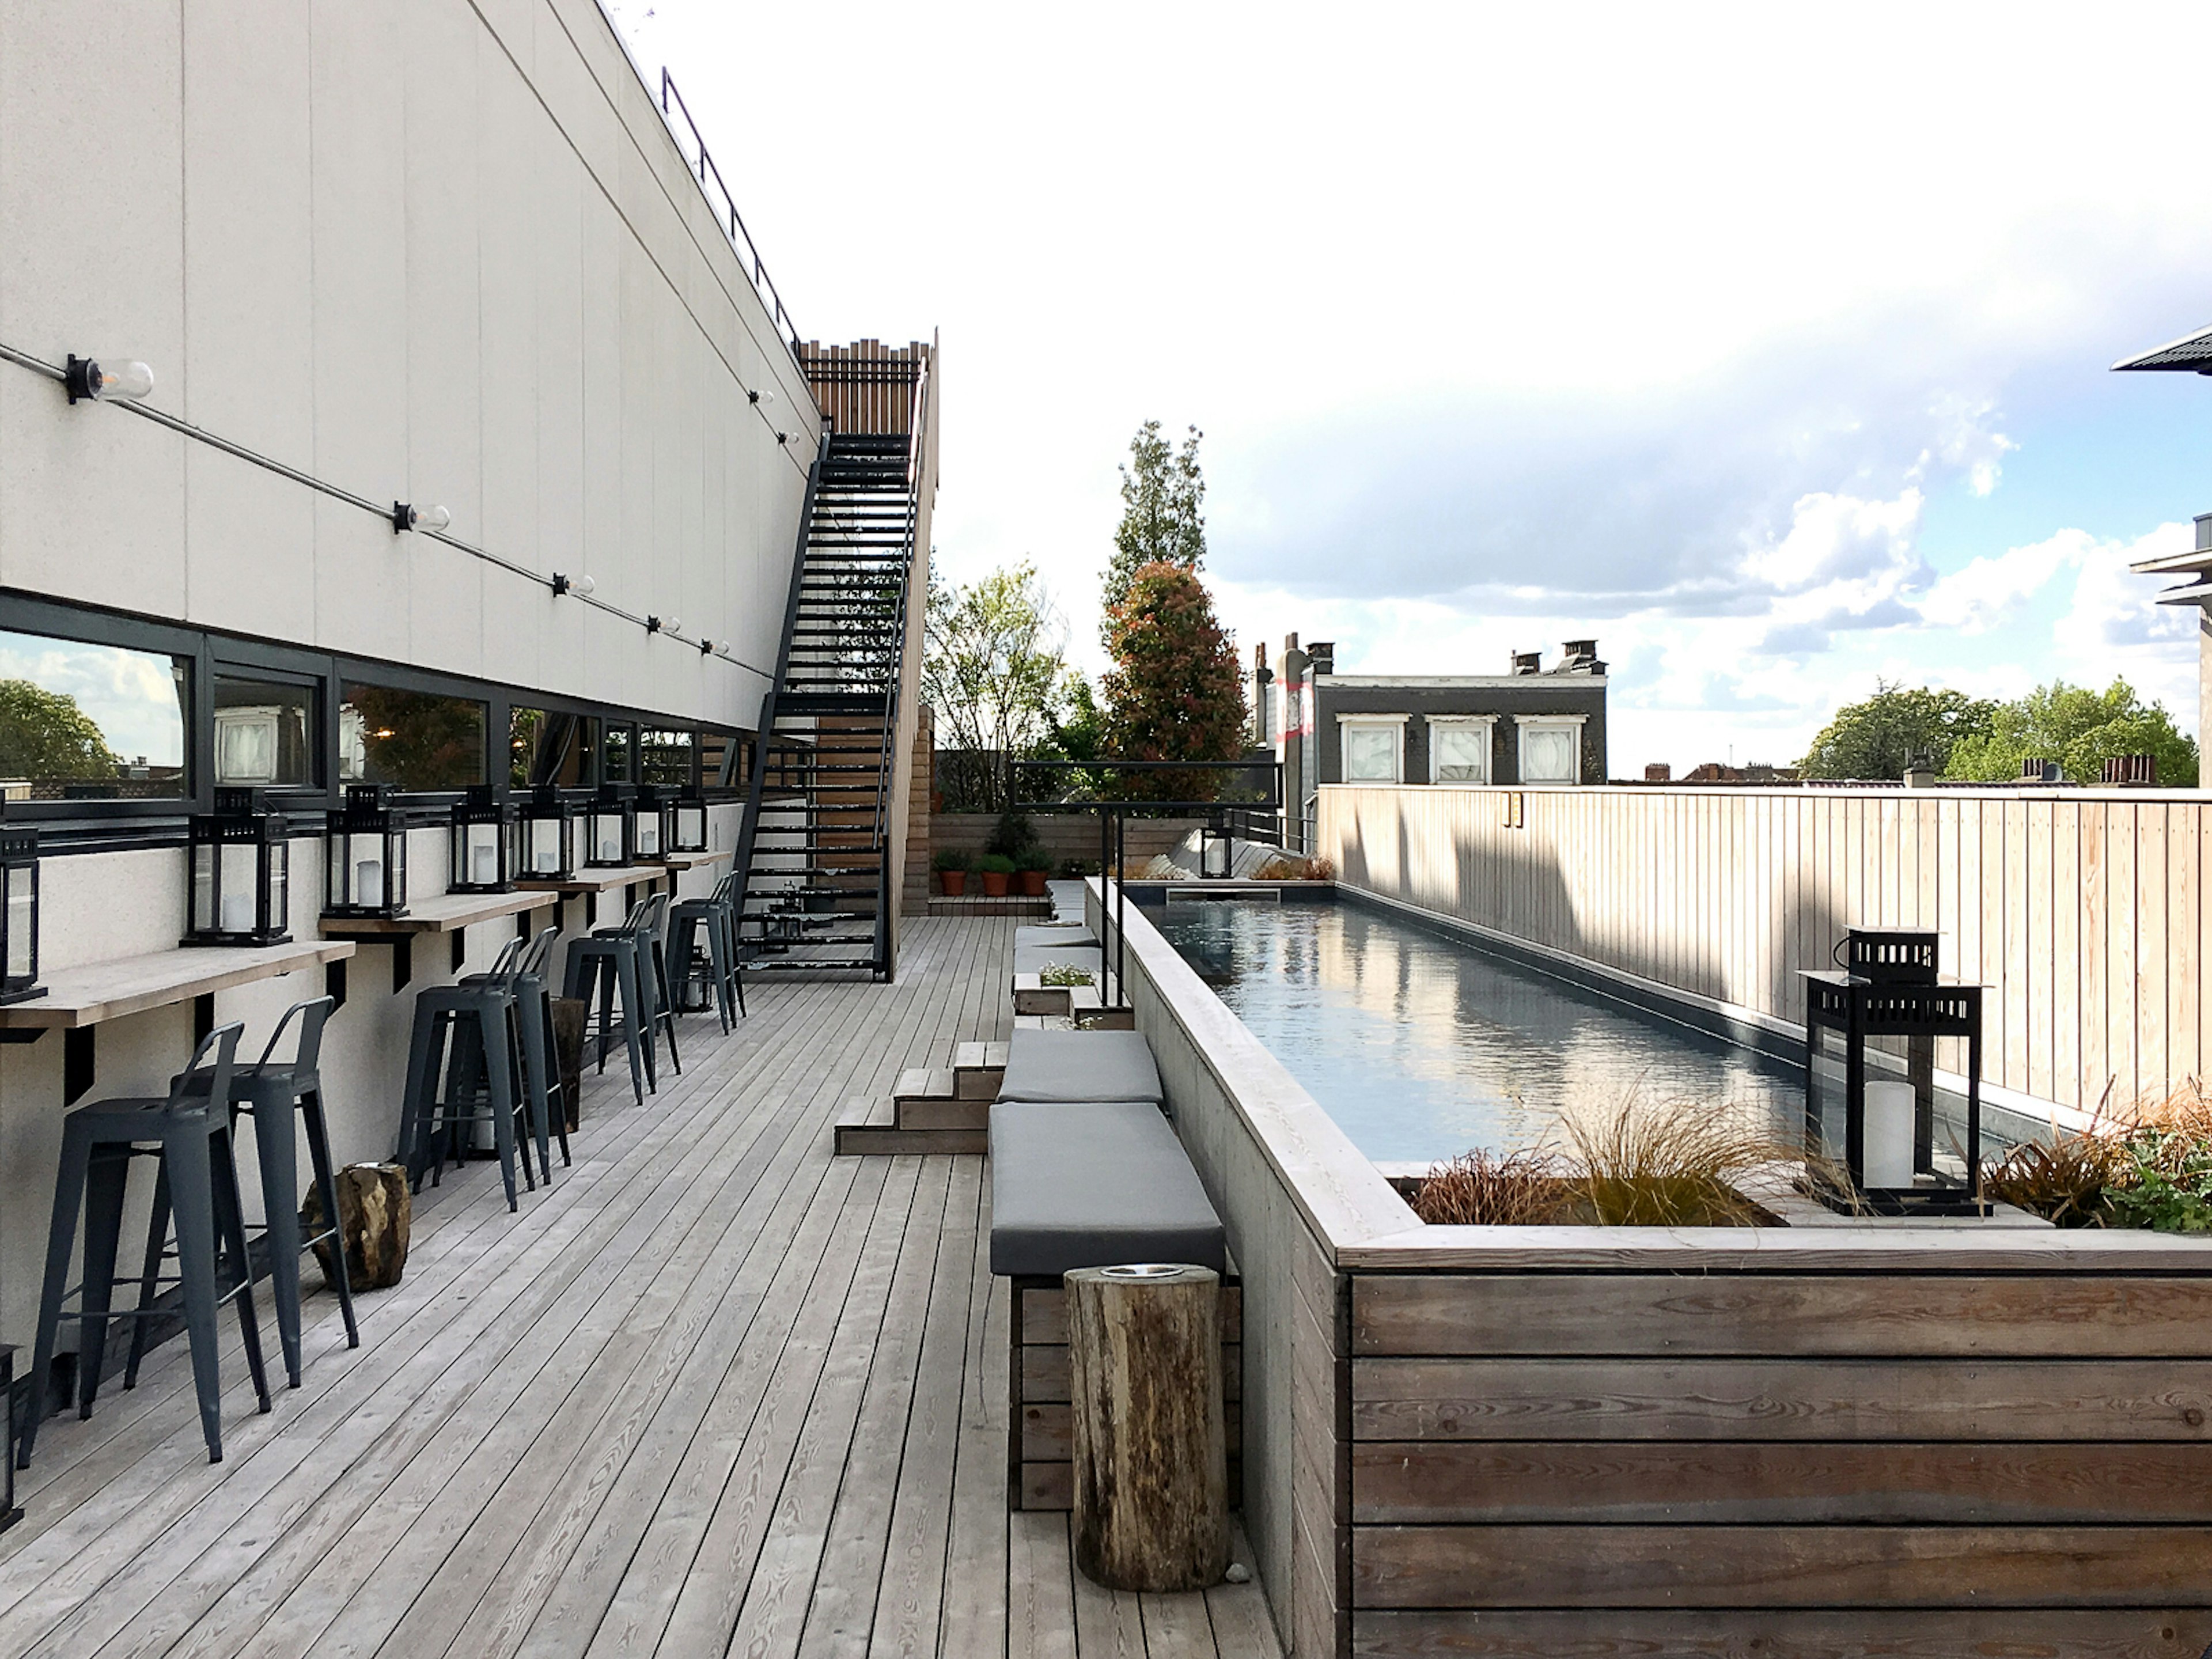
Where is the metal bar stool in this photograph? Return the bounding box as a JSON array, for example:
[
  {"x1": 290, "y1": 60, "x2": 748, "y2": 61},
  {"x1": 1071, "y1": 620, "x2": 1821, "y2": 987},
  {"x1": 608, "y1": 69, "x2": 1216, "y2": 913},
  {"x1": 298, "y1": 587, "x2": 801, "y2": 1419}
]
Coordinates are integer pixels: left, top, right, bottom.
[
  {"x1": 132, "y1": 995, "x2": 357, "y2": 1391},
  {"x1": 395, "y1": 971, "x2": 537, "y2": 1211},
  {"x1": 20, "y1": 1022, "x2": 271, "y2": 1467},
  {"x1": 562, "y1": 898, "x2": 652, "y2": 1105},
  {"x1": 635, "y1": 891, "x2": 681, "y2": 1081},
  {"x1": 465, "y1": 927, "x2": 569, "y2": 1179},
  {"x1": 669, "y1": 876, "x2": 738, "y2": 1031}
]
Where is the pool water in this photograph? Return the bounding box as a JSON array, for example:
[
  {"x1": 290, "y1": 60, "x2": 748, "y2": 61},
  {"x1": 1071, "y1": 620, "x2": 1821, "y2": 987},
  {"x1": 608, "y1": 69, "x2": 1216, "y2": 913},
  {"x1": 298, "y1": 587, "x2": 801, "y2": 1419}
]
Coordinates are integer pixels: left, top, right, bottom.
[{"x1": 1145, "y1": 894, "x2": 1808, "y2": 1165}]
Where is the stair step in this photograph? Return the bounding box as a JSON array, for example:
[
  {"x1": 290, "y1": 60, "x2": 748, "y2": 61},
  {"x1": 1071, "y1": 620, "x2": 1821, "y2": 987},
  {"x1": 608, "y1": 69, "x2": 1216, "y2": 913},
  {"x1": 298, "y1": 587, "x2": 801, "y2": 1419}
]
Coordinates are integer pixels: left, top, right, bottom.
[
  {"x1": 895, "y1": 1067, "x2": 958, "y2": 1104},
  {"x1": 952, "y1": 1040, "x2": 1010, "y2": 1100},
  {"x1": 834, "y1": 1096, "x2": 985, "y2": 1156}
]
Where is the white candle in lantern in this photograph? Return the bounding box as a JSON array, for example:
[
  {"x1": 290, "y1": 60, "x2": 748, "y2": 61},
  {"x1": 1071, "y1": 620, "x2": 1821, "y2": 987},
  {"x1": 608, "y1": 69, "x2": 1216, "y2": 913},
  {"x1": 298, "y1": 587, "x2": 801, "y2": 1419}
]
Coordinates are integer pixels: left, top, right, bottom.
[
  {"x1": 637, "y1": 821, "x2": 659, "y2": 855},
  {"x1": 472, "y1": 843, "x2": 497, "y2": 884},
  {"x1": 1863, "y1": 1080, "x2": 1916, "y2": 1190},
  {"x1": 600, "y1": 836, "x2": 619, "y2": 862},
  {"x1": 532, "y1": 835, "x2": 557, "y2": 872},
  {"x1": 357, "y1": 859, "x2": 384, "y2": 910},
  {"x1": 220, "y1": 891, "x2": 254, "y2": 933}
]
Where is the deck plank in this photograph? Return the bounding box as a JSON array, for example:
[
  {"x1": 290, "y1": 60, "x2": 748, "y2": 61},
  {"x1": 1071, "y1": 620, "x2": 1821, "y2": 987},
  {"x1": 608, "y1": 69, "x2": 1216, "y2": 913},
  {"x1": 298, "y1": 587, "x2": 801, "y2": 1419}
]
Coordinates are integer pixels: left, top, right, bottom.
[{"x1": 0, "y1": 918, "x2": 1211, "y2": 1659}]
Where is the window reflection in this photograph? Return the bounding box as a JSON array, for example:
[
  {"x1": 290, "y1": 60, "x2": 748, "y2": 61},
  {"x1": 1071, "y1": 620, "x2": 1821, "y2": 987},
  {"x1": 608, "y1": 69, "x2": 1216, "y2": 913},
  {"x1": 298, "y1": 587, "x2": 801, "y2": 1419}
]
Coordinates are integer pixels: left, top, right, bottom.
[
  {"x1": 511, "y1": 709, "x2": 596, "y2": 789},
  {"x1": 639, "y1": 728, "x2": 695, "y2": 786},
  {"x1": 215, "y1": 675, "x2": 315, "y2": 786},
  {"x1": 601, "y1": 723, "x2": 634, "y2": 783},
  {"x1": 339, "y1": 683, "x2": 485, "y2": 791},
  {"x1": 0, "y1": 627, "x2": 189, "y2": 800}
]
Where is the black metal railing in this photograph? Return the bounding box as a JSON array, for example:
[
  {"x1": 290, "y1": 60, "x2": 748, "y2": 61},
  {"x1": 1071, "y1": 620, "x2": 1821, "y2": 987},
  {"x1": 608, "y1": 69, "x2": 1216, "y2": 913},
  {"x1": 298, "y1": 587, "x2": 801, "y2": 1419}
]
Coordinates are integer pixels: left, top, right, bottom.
[{"x1": 657, "y1": 70, "x2": 801, "y2": 357}]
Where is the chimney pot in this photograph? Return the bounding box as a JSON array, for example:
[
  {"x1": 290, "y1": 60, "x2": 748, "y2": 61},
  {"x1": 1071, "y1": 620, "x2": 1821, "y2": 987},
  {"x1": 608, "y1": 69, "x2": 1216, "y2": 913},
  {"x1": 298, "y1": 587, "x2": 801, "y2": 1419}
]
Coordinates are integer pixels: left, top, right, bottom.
[
  {"x1": 1511, "y1": 650, "x2": 1542, "y2": 676},
  {"x1": 1307, "y1": 641, "x2": 1335, "y2": 675},
  {"x1": 2196, "y1": 513, "x2": 2212, "y2": 554}
]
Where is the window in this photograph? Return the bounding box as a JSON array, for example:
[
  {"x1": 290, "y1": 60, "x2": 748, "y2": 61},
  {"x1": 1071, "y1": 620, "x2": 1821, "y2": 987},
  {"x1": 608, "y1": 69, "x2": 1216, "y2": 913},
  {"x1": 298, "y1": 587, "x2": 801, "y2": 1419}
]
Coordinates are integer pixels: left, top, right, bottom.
[
  {"x1": 1516, "y1": 715, "x2": 1586, "y2": 785},
  {"x1": 639, "y1": 728, "x2": 696, "y2": 786},
  {"x1": 1338, "y1": 714, "x2": 1407, "y2": 783},
  {"x1": 601, "y1": 722, "x2": 634, "y2": 783},
  {"x1": 510, "y1": 709, "x2": 596, "y2": 789},
  {"x1": 1428, "y1": 717, "x2": 1494, "y2": 785},
  {"x1": 214, "y1": 674, "x2": 315, "y2": 786},
  {"x1": 0, "y1": 626, "x2": 190, "y2": 800},
  {"x1": 700, "y1": 730, "x2": 743, "y2": 789},
  {"x1": 339, "y1": 682, "x2": 486, "y2": 791}
]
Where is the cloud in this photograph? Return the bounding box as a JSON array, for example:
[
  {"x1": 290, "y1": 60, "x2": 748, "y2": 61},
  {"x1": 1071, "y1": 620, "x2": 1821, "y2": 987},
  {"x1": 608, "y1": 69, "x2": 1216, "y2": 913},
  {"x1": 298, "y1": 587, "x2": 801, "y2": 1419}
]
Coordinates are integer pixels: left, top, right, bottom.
[{"x1": 1918, "y1": 529, "x2": 2088, "y2": 633}]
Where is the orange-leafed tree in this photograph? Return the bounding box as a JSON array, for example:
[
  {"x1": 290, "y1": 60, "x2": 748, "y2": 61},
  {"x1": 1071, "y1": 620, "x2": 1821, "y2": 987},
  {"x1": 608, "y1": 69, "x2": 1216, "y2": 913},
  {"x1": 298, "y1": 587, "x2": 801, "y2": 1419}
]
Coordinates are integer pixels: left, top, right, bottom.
[{"x1": 1102, "y1": 560, "x2": 1247, "y2": 804}]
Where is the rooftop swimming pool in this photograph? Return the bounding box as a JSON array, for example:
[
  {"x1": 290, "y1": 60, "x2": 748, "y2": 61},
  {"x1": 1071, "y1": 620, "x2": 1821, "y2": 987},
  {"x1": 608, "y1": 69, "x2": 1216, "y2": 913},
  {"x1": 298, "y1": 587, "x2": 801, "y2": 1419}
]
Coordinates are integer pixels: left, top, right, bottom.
[{"x1": 1142, "y1": 890, "x2": 2017, "y2": 1168}]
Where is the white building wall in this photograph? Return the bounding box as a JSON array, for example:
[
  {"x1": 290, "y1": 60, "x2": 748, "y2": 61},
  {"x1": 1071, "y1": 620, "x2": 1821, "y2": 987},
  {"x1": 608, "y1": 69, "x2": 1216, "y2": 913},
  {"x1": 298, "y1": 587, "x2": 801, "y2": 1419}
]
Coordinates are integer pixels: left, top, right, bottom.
[{"x1": 0, "y1": 1, "x2": 820, "y2": 1359}]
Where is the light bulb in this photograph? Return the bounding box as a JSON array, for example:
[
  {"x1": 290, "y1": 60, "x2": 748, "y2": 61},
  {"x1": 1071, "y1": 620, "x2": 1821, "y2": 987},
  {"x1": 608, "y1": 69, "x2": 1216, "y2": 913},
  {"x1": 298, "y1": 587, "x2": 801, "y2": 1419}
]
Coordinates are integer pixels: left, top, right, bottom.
[
  {"x1": 99, "y1": 360, "x2": 154, "y2": 400},
  {"x1": 749, "y1": 387, "x2": 775, "y2": 406},
  {"x1": 416, "y1": 504, "x2": 450, "y2": 533},
  {"x1": 664, "y1": 616, "x2": 682, "y2": 635},
  {"x1": 573, "y1": 574, "x2": 596, "y2": 597}
]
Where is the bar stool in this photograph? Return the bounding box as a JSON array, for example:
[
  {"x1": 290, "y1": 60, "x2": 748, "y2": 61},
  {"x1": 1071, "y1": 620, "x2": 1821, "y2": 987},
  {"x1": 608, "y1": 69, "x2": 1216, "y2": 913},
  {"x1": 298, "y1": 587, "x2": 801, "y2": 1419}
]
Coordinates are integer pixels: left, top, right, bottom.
[
  {"x1": 465, "y1": 927, "x2": 569, "y2": 1179},
  {"x1": 562, "y1": 898, "x2": 652, "y2": 1105},
  {"x1": 636, "y1": 891, "x2": 682, "y2": 1081},
  {"x1": 20, "y1": 1023, "x2": 271, "y2": 1467},
  {"x1": 135, "y1": 995, "x2": 358, "y2": 1391},
  {"x1": 396, "y1": 972, "x2": 537, "y2": 1212},
  {"x1": 669, "y1": 874, "x2": 745, "y2": 1032}
]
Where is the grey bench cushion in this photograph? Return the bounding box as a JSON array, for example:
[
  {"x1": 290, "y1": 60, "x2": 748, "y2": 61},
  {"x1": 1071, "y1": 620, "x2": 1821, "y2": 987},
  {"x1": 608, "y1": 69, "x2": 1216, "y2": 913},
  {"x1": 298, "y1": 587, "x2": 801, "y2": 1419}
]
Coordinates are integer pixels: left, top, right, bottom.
[
  {"x1": 1012, "y1": 943, "x2": 1103, "y2": 976},
  {"x1": 997, "y1": 1028, "x2": 1162, "y2": 1105},
  {"x1": 1016, "y1": 925, "x2": 1097, "y2": 950},
  {"x1": 990, "y1": 1100, "x2": 1226, "y2": 1276}
]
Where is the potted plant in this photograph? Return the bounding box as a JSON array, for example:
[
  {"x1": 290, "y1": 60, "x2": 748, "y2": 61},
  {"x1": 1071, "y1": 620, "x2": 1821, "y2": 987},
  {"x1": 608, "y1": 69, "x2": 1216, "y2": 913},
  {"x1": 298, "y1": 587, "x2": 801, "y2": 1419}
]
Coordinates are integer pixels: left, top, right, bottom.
[
  {"x1": 974, "y1": 852, "x2": 1016, "y2": 897},
  {"x1": 1015, "y1": 847, "x2": 1052, "y2": 897},
  {"x1": 933, "y1": 847, "x2": 971, "y2": 896}
]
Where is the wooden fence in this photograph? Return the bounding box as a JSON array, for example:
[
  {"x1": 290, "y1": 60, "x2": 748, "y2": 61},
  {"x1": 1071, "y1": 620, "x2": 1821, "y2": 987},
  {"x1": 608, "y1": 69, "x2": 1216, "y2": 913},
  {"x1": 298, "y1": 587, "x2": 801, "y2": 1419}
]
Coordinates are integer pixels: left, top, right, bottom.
[
  {"x1": 1317, "y1": 783, "x2": 2212, "y2": 1118},
  {"x1": 800, "y1": 338, "x2": 929, "y2": 435}
]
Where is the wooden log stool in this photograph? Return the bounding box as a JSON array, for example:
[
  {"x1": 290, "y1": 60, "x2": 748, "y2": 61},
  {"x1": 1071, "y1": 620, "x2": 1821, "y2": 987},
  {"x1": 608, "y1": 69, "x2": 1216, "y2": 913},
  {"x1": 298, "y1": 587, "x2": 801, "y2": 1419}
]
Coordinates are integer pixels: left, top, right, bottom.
[{"x1": 1065, "y1": 1262, "x2": 1228, "y2": 1593}]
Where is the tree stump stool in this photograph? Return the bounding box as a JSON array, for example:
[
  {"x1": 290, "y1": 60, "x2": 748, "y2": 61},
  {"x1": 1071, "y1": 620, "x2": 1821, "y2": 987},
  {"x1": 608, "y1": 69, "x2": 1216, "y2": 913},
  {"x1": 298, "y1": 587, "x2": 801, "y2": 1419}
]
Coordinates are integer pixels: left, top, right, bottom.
[
  {"x1": 1066, "y1": 1263, "x2": 1228, "y2": 1592},
  {"x1": 302, "y1": 1162, "x2": 411, "y2": 1290},
  {"x1": 550, "y1": 997, "x2": 588, "y2": 1131}
]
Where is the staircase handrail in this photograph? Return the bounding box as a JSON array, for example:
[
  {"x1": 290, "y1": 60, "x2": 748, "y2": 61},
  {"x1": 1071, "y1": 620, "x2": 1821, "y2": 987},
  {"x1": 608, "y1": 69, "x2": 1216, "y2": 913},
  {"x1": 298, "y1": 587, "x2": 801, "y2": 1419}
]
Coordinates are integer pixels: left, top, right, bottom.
[
  {"x1": 732, "y1": 435, "x2": 829, "y2": 928},
  {"x1": 868, "y1": 358, "x2": 932, "y2": 848}
]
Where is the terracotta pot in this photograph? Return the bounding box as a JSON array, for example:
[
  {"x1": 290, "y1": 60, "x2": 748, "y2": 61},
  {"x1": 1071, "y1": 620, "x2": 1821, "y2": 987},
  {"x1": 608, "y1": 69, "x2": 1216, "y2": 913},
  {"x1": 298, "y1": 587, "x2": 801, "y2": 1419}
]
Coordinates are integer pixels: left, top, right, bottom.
[
  {"x1": 979, "y1": 871, "x2": 1011, "y2": 897},
  {"x1": 939, "y1": 870, "x2": 967, "y2": 896},
  {"x1": 1017, "y1": 869, "x2": 1048, "y2": 897}
]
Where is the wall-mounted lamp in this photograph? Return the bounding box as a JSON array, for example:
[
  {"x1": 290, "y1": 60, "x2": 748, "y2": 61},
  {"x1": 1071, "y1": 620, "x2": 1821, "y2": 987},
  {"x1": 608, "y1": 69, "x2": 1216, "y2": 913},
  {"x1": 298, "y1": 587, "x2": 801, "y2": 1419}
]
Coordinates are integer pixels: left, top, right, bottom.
[
  {"x1": 552, "y1": 573, "x2": 596, "y2": 598},
  {"x1": 392, "y1": 502, "x2": 451, "y2": 534},
  {"x1": 64, "y1": 355, "x2": 154, "y2": 405},
  {"x1": 748, "y1": 387, "x2": 775, "y2": 406}
]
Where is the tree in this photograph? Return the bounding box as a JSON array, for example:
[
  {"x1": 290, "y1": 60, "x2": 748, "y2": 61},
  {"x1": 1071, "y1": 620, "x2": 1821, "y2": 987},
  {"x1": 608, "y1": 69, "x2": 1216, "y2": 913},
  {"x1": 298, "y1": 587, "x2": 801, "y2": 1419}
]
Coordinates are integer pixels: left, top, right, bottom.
[
  {"x1": 1945, "y1": 679, "x2": 2199, "y2": 787},
  {"x1": 1102, "y1": 561, "x2": 1247, "y2": 803},
  {"x1": 0, "y1": 679, "x2": 119, "y2": 784},
  {"x1": 1101, "y1": 421, "x2": 1206, "y2": 639},
  {"x1": 1798, "y1": 681, "x2": 1996, "y2": 780},
  {"x1": 922, "y1": 562, "x2": 1067, "y2": 811}
]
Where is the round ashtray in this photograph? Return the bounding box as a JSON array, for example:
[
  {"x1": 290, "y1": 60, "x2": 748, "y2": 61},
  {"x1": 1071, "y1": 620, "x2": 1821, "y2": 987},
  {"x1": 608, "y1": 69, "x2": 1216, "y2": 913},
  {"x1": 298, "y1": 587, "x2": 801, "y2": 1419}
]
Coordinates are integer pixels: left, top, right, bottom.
[{"x1": 1100, "y1": 1263, "x2": 1188, "y2": 1279}]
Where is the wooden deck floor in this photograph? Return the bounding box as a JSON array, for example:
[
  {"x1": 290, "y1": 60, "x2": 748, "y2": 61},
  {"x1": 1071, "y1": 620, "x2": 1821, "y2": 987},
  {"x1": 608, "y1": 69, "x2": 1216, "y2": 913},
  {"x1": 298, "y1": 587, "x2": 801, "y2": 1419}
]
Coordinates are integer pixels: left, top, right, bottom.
[{"x1": 0, "y1": 917, "x2": 1280, "y2": 1659}]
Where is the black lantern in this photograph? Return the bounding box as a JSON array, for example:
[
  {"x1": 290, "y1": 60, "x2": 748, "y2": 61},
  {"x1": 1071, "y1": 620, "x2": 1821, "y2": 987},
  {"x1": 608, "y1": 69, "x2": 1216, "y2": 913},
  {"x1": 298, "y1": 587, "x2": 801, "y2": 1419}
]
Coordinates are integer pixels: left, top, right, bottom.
[
  {"x1": 185, "y1": 788, "x2": 291, "y2": 946},
  {"x1": 450, "y1": 785, "x2": 518, "y2": 893},
  {"x1": 669, "y1": 787, "x2": 709, "y2": 854},
  {"x1": 520, "y1": 786, "x2": 583, "y2": 881},
  {"x1": 325, "y1": 784, "x2": 408, "y2": 918},
  {"x1": 632, "y1": 785, "x2": 671, "y2": 862},
  {"x1": 1801, "y1": 927, "x2": 1984, "y2": 1215},
  {"x1": 0, "y1": 819, "x2": 43, "y2": 1005},
  {"x1": 586, "y1": 784, "x2": 635, "y2": 869}
]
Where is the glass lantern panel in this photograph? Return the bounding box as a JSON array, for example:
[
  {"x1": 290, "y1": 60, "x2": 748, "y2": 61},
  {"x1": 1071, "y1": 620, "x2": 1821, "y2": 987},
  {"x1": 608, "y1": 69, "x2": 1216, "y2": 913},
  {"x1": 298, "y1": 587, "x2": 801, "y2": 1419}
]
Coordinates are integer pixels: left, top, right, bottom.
[
  {"x1": 464, "y1": 823, "x2": 502, "y2": 887},
  {"x1": 192, "y1": 842, "x2": 218, "y2": 933},
  {"x1": 268, "y1": 842, "x2": 288, "y2": 929},
  {"x1": 218, "y1": 842, "x2": 259, "y2": 933},
  {"x1": 525, "y1": 817, "x2": 564, "y2": 875},
  {"x1": 346, "y1": 831, "x2": 390, "y2": 909},
  {"x1": 1808, "y1": 1020, "x2": 1851, "y2": 1169},
  {"x1": 634, "y1": 812, "x2": 662, "y2": 858},
  {"x1": 676, "y1": 804, "x2": 707, "y2": 848},
  {"x1": 591, "y1": 813, "x2": 626, "y2": 864},
  {"x1": 7, "y1": 866, "x2": 32, "y2": 978},
  {"x1": 389, "y1": 834, "x2": 407, "y2": 906}
]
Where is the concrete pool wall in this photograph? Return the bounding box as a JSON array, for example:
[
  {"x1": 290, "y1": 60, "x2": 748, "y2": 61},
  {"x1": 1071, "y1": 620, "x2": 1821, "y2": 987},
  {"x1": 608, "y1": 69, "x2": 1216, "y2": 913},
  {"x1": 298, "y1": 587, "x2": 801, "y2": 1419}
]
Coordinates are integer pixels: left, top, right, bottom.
[{"x1": 1096, "y1": 878, "x2": 2212, "y2": 1656}]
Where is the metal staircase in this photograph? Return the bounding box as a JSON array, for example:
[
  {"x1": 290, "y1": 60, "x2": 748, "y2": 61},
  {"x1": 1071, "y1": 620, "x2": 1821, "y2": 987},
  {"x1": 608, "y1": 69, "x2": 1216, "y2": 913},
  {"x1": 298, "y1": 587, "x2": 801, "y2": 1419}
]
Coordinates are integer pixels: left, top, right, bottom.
[{"x1": 731, "y1": 423, "x2": 923, "y2": 979}]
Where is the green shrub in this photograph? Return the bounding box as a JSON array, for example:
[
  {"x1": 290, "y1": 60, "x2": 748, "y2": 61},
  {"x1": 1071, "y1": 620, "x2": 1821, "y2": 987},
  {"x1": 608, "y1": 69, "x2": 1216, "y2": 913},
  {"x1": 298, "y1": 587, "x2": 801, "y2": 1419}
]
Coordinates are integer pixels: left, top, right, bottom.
[
  {"x1": 1058, "y1": 858, "x2": 1102, "y2": 878},
  {"x1": 974, "y1": 853, "x2": 1016, "y2": 875},
  {"x1": 986, "y1": 809, "x2": 1037, "y2": 858},
  {"x1": 1014, "y1": 847, "x2": 1052, "y2": 873},
  {"x1": 931, "y1": 847, "x2": 971, "y2": 873}
]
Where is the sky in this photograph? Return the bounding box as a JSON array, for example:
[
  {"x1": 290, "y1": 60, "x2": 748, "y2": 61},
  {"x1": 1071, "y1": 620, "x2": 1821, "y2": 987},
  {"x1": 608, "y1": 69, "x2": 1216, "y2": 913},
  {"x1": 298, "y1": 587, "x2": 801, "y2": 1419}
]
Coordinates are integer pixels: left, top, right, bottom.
[{"x1": 607, "y1": 0, "x2": 2212, "y2": 773}]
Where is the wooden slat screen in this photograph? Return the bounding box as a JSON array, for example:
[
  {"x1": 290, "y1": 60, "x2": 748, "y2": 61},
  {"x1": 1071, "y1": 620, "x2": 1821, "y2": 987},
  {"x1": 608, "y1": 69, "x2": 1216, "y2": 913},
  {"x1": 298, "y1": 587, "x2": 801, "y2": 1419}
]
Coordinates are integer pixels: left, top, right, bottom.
[
  {"x1": 799, "y1": 338, "x2": 929, "y2": 435},
  {"x1": 1318, "y1": 784, "x2": 2212, "y2": 1116}
]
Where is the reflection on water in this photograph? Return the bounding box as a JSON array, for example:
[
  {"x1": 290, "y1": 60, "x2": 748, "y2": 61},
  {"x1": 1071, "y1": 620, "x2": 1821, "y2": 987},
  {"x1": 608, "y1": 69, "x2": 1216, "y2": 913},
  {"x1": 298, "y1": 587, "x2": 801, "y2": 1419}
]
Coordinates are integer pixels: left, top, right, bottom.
[{"x1": 1148, "y1": 896, "x2": 1804, "y2": 1164}]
